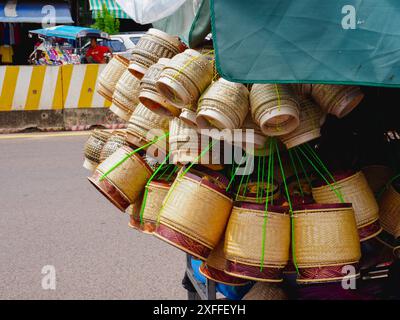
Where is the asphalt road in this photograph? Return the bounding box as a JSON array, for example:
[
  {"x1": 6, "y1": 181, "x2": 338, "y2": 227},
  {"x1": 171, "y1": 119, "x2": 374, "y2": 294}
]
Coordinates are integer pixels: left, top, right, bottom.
[{"x1": 0, "y1": 133, "x2": 186, "y2": 300}]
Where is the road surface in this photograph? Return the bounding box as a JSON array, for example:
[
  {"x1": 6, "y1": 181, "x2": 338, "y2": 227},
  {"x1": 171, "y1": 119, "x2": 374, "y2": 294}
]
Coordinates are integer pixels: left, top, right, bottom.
[{"x1": 0, "y1": 132, "x2": 186, "y2": 300}]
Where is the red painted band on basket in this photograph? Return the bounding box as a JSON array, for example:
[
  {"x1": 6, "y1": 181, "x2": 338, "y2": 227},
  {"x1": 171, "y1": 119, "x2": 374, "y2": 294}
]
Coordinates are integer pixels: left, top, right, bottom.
[
  {"x1": 225, "y1": 260, "x2": 284, "y2": 282},
  {"x1": 297, "y1": 263, "x2": 360, "y2": 284},
  {"x1": 199, "y1": 264, "x2": 250, "y2": 286}
]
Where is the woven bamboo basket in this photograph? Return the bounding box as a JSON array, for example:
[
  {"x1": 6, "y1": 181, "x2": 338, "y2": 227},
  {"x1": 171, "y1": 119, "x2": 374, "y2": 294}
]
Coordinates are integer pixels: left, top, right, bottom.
[
  {"x1": 139, "y1": 58, "x2": 181, "y2": 117},
  {"x1": 179, "y1": 108, "x2": 199, "y2": 129},
  {"x1": 156, "y1": 49, "x2": 213, "y2": 110},
  {"x1": 127, "y1": 193, "x2": 144, "y2": 231},
  {"x1": 129, "y1": 28, "x2": 184, "y2": 79},
  {"x1": 199, "y1": 239, "x2": 250, "y2": 286},
  {"x1": 97, "y1": 55, "x2": 129, "y2": 102},
  {"x1": 83, "y1": 129, "x2": 112, "y2": 172},
  {"x1": 235, "y1": 181, "x2": 280, "y2": 204},
  {"x1": 126, "y1": 103, "x2": 170, "y2": 156},
  {"x1": 231, "y1": 114, "x2": 270, "y2": 156},
  {"x1": 378, "y1": 185, "x2": 400, "y2": 249},
  {"x1": 361, "y1": 165, "x2": 394, "y2": 194},
  {"x1": 293, "y1": 203, "x2": 361, "y2": 284},
  {"x1": 110, "y1": 69, "x2": 141, "y2": 121},
  {"x1": 311, "y1": 84, "x2": 364, "y2": 118},
  {"x1": 99, "y1": 130, "x2": 127, "y2": 163},
  {"x1": 224, "y1": 203, "x2": 291, "y2": 282},
  {"x1": 154, "y1": 168, "x2": 233, "y2": 260},
  {"x1": 197, "y1": 78, "x2": 249, "y2": 131},
  {"x1": 88, "y1": 146, "x2": 153, "y2": 212},
  {"x1": 250, "y1": 84, "x2": 300, "y2": 136},
  {"x1": 280, "y1": 98, "x2": 325, "y2": 149},
  {"x1": 141, "y1": 180, "x2": 171, "y2": 234},
  {"x1": 242, "y1": 282, "x2": 288, "y2": 300},
  {"x1": 169, "y1": 117, "x2": 200, "y2": 165},
  {"x1": 291, "y1": 84, "x2": 313, "y2": 97},
  {"x1": 312, "y1": 171, "x2": 381, "y2": 241}
]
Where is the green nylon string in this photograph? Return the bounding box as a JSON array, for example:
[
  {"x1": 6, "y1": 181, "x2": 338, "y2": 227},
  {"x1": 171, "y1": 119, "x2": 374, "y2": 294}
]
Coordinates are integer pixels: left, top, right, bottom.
[
  {"x1": 99, "y1": 133, "x2": 169, "y2": 181},
  {"x1": 304, "y1": 143, "x2": 338, "y2": 186},
  {"x1": 156, "y1": 141, "x2": 216, "y2": 226},
  {"x1": 297, "y1": 146, "x2": 345, "y2": 203},
  {"x1": 260, "y1": 138, "x2": 274, "y2": 271},
  {"x1": 139, "y1": 152, "x2": 171, "y2": 224},
  {"x1": 275, "y1": 139, "x2": 299, "y2": 274},
  {"x1": 288, "y1": 149, "x2": 304, "y2": 198},
  {"x1": 293, "y1": 147, "x2": 312, "y2": 188},
  {"x1": 165, "y1": 166, "x2": 179, "y2": 182},
  {"x1": 270, "y1": 146, "x2": 275, "y2": 205},
  {"x1": 226, "y1": 153, "x2": 246, "y2": 192}
]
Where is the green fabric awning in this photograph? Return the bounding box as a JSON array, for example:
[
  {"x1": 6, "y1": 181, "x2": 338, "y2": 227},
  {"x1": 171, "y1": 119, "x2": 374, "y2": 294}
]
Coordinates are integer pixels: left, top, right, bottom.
[
  {"x1": 89, "y1": 0, "x2": 130, "y2": 19},
  {"x1": 211, "y1": 0, "x2": 400, "y2": 87}
]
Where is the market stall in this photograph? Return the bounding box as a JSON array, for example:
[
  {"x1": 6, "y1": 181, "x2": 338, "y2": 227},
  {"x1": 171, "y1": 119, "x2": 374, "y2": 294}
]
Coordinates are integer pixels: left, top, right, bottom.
[{"x1": 81, "y1": 0, "x2": 400, "y2": 300}]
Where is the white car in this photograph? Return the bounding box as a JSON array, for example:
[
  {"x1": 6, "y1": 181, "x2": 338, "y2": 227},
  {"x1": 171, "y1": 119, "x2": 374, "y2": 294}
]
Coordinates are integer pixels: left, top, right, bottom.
[{"x1": 110, "y1": 32, "x2": 146, "y2": 51}]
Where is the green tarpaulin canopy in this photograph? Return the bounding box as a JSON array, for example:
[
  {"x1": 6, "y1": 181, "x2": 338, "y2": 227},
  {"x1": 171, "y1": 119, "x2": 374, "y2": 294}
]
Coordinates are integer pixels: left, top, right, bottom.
[
  {"x1": 89, "y1": 0, "x2": 130, "y2": 19},
  {"x1": 211, "y1": 0, "x2": 400, "y2": 87}
]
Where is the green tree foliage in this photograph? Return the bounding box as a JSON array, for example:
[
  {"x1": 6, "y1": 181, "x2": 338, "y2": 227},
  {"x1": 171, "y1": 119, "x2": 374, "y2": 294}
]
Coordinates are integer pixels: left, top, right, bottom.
[{"x1": 91, "y1": 3, "x2": 120, "y2": 35}]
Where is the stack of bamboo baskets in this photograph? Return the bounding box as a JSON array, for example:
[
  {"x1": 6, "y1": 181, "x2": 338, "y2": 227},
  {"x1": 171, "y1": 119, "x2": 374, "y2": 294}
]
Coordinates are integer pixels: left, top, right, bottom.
[{"x1": 81, "y1": 28, "x2": 398, "y2": 299}]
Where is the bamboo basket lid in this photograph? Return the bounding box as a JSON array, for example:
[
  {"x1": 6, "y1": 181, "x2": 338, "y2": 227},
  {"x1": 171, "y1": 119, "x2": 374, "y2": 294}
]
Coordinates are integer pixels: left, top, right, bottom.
[
  {"x1": 280, "y1": 98, "x2": 325, "y2": 149},
  {"x1": 111, "y1": 70, "x2": 141, "y2": 121},
  {"x1": 197, "y1": 78, "x2": 249, "y2": 130},
  {"x1": 98, "y1": 55, "x2": 129, "y2": 102},
  {"x1": 312, "y1": 171, "x2": 380, "y2": 237},
  {"x1": 224, "y1": 203, "x2": 290, "y2": 268},
  {"x1": 156, "y1": 49, "x2": 213, "y2": 109},
  {"x1": 293, "y1": 203, "x2": 361, "y2": 267},
  {"x1": 157, "y1": 168, "x2": 233, "y2": 250}
]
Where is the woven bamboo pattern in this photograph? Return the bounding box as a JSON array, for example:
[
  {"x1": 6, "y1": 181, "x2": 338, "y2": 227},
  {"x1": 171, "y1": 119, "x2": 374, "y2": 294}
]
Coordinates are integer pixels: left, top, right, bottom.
[
  {"x1": 197, "y1": 78, "x2": 249, "y2": 130},
  {"x1": 311, "y1": 84, "x2": 364, "y2": 118},
  {"x1": 291, "y1": 84, "x2": 312, "y2": 97},
  {"x1": 84, "y1": 129, "x2": 112, "y2": 164},
  {"x1": 99, "y1": 130, "x2": 127, "y2": 163},
  {"x1": 156, "y1": 49, "x2": 213, "y2": 109},
  {"x1": 204, "y1": 239, "x2": 227, "y2": 271},
  {"x1": 250, "y1": 84, "x2": 300, "y2": 136},
  {"x1": 224, "y1": 206, "x2": 290, "y2": 267},
  {"x1": 129, "y1": 28, "x2": 182, "y2": 79},
  {"x1": 242, "y1": 282, "x2": 288, "y2": 300},
  {"x1": 139, "y1": 58, "x2": 180, "y2": 117},
  {"x1": 142, "y1": 181, "x2": 171, "y2": 225},
  {"x1": 312, "y1": 171, "x2": 379, "y2": 229},
  {"x1": 97, "y1": 55, "x2": 129, "y2": 101},
  {"x1": 111, "y1": 69, "x2": 141, "y2": 119},
  {"x1": 179, "y1": 108, "x2": 198, "y2": 128},
  {"x1": 169, "y1": 118, "x2": 200, "y2": 164},
  {"x1": 159, "y1": 173, "x2": 233, "y2": 249},
  {"x1": 293, "y1": 206, "x2": 361, "y2": 267},
  {"x1": 126, "y1": 103, "x2": 170, "y2": 150},
  {"x1": 362, "y1": 165, "x2": 394, "y2": 194},
  {"x1": 280, "y1": 98, "x2": 324, "y2": 149},
  {"x1": 379, "y1": 185, "x2": 400, "y2": 238},
  {"x1": 96, "y1": 146, "x2": 153, "y2": 203}
]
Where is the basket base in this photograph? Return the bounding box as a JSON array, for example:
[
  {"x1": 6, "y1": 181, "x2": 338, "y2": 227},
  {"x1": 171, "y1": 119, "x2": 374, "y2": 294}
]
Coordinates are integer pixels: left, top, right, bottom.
[
  {"x1": 283, "y1": 128, "x2": 321, "y2": 149},
  {"x1": 154, "y1": 223, "x2": 212, "y2": 261},
  {"x1": 88, "y1": 171, "x2": 130, "y2": 212},
  {"x1": 142, "y1": 221, "x2": 157, "y2": 234},
  {"x1": 128, "y1": 215, "x2": 142, "y2": 231},
  {"x1": 358, "y1": 220, "x2": 382, "y2": 242},
  {"x1": 128, "y1": 63, "x2": 146, "y2": 80},
  {"x1": 83, "y1": 158, "x2": 97, "y2": 172},
  {"x1": 97, "y1": 85, "x2": 113, "y2": 103},
  {"x1": 110, "y1": 103, "x2": 131, "y2": 122},
  {"x1": 199, "y1": 263, "x2": 250, "y2": 286},
  {"x1": 225, "y1": 260, "x2": 284, "y2": 283},
  {"x1": 296, "y1": 263, "x2": 360, "y2": 284}
]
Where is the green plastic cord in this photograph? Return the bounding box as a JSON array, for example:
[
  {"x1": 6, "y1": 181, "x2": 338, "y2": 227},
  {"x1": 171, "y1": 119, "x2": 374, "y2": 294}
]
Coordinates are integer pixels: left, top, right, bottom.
[
  {"x1": 99, "y1": 133, "x2": 169, "y2": 181},
  {"x1": 139, "y1": 152, "x2": 171, "y2": 224},
  {"x1": 275, "y1": 139, "x2": 299, "y2": 274},
  {"x1": 288, "y1": 149, "x2": 304, "y2": 197},
  {"x1": 297, "y1": 146, "x2": 345, "y2": 203}
]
